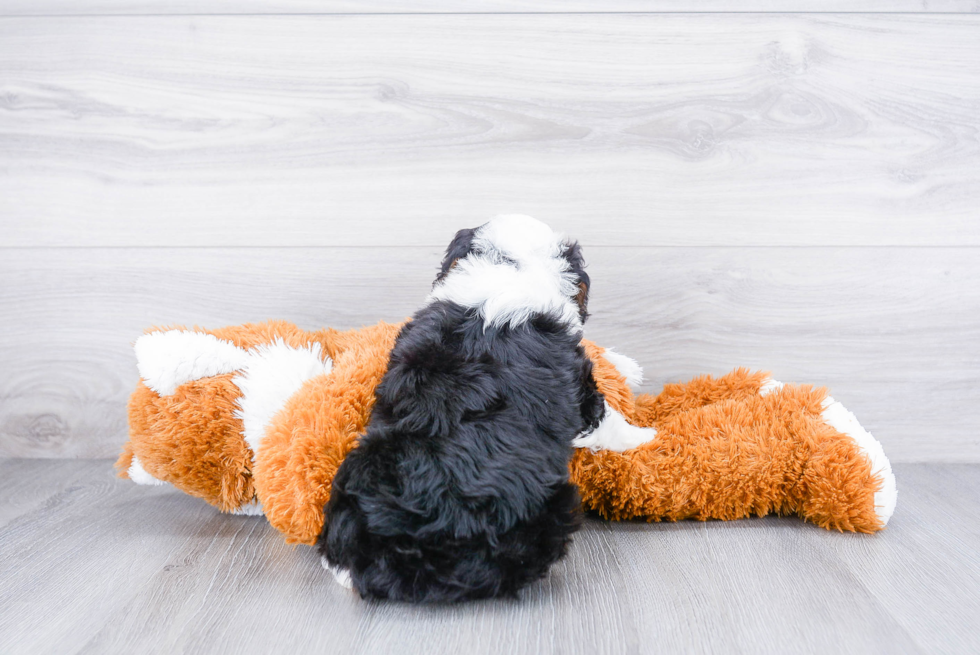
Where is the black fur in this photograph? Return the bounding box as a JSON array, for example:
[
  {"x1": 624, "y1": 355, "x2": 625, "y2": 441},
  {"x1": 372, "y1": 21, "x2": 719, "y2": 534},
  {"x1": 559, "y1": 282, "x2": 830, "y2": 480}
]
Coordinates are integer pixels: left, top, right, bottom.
[
  {"x1": 319, "y1": 231, "x2": 605, "y2": 603},
  {"x1": 560, "y1": 241, "x2": 591, "y2": 322},
  {"x1": 433, "y1": 227, "x2": 477, "y2": 285}
]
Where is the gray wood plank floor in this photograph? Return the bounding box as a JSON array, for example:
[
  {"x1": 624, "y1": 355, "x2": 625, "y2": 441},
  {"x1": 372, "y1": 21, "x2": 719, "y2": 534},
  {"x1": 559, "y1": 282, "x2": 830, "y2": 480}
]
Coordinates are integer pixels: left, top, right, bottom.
[{"x1": 0, "y1": 459, "x2": 977, "y2": 654}]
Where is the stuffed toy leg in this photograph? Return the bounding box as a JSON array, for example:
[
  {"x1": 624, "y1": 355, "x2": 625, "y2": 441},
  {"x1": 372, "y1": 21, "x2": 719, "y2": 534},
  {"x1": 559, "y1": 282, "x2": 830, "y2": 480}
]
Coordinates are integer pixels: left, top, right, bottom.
[
  {"x1": 573, "y1": 345, "x2": 896, "y2": 533},
  {"x1": 118, "y1": 321, "x2": 896, "y2": 545}
]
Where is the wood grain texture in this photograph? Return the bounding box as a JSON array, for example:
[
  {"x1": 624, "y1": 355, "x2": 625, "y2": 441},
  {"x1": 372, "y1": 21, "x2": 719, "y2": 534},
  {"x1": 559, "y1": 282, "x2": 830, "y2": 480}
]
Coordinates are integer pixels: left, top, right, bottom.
[
  {"x1": 1, "y1": 246, "x2": 976, "y2": 461},
  {"x1": 812, "y1": 464, "x2": 980, "y2": 654},
  {"x1": 1, "y1": 14, "x2": 978, "y2": 246},
  {"x1": 1, "y1": 460, "x2": 978, "y2": 654},
  {"x1": 607, "y1": 516, "x2": 923, "y2": 653},
  {"x1": 0, "y1": 458, "x2": 97, "y2": 529},
  {"x1": 2, "y1": 1, "x2": 977, "y2": 15},
  {"x1": 0, "y1": 460, "x2": 228, "y2": 654}
]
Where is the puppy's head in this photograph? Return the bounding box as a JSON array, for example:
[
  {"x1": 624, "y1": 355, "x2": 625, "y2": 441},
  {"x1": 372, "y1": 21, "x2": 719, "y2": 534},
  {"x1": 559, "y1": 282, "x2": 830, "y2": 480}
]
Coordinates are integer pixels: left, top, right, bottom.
[{"x1": 431, "y1": 215, "x2": 591, "y2": 328}]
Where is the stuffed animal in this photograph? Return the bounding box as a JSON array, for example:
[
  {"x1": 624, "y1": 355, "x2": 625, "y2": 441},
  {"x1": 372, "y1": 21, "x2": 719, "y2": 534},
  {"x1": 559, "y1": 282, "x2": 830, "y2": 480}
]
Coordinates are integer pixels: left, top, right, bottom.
[{"x1": 117, "y1": 319, "x2": 897, "y2": 546}]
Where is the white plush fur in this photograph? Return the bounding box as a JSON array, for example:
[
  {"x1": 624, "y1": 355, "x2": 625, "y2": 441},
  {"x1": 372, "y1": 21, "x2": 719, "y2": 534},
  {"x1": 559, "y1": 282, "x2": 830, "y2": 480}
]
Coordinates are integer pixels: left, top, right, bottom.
[
  {"x1": 601, "y1": 349, "x2": 644, "y2": 389},
  {"x1": 760, "y1": 378, "x2": 897, "y2": 526},
  {"x1": 135, "y1": 330, "x2": 250, "y2": 396},
  {"x1": 821, "y1": 395, "x2": 898, "y2": 526},
  {"x1": 572, "y1": 402, "x2": 658, "y2": 452},
  {"x1": 128, "y1": 456, "x2": 168, "y2": 486},
  {"x1": 428, "y1": 214, "x2": 583, "y2": 330},
  {"x1": 758, "y1": 378, "x2": 785, "y2": 396},
  {"x1": 231, "y1": 500, "x2": 265, "y2": 516},
  {"x1": 321, "y1": 556, "x2": 353, "y2": 590},
  {"x1": 233, "y1": 339, "x2": 333, "y2": 460}
]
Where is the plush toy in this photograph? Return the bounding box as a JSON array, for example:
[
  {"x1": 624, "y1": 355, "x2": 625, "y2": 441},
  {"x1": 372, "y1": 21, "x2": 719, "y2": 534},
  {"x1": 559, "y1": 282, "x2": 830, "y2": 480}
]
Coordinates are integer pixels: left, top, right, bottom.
[{"x1": 117, "y1": 319, "x2": 897, "y2": 546}]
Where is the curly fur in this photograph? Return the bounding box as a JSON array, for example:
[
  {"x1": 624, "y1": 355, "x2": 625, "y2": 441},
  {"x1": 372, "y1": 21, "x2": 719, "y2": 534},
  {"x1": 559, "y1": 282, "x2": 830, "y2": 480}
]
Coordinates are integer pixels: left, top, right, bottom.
[{"x1": 318, "y1": 216, "x2": 604, "y2": 602}]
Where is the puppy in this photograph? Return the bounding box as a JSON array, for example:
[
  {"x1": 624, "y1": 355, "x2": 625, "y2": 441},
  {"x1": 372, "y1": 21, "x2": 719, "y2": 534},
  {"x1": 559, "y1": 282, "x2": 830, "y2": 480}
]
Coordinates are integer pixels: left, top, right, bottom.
[{"x1": 318, "y1": 215, "x2": 606, "y2": 602}]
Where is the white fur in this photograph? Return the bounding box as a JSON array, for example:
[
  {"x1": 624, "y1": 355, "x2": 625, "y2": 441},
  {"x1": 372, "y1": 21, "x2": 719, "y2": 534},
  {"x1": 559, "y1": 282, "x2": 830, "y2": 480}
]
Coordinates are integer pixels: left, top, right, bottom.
[
  {"x1": 601, "y1": 349, "x2": 644, "y2": 389},
  {"x1": 233, "y1": 339, "x2": 332, "y2": 460},
  {"x1": 759, "y1": 378, "x2": 785, "y2": 396},
  {"x1": 131, "y1": 328, "x2": 333, "y2": 478},
  {"x1": 321, "y1": 556, "x2": 353, "y2": 590},
  {"x1": 127, "y1": 456, "x2": 168, "y2": 486},
  {"x1": 135, "y1": 330, "x2": 250, "y2": 396},
  {"x1": 821, "y1": 395, "x2": 898, "y2": 526},
  {"x1": 231, "y1": 499, "x2": 265, "y2": 516},
  {"x1": 572, "y1": 402, "x2": 658, "y2": 452},
  {"x1": 428, "y1": 214, "x2": 583, "y2": 330}
]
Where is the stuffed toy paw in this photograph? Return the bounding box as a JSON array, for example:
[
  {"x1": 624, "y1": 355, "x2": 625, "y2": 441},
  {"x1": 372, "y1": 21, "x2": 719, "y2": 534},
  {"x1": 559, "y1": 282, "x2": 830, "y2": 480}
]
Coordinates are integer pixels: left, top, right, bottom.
[{"x1": 117, "y1": 320, "x2": 896, "y2": 543}]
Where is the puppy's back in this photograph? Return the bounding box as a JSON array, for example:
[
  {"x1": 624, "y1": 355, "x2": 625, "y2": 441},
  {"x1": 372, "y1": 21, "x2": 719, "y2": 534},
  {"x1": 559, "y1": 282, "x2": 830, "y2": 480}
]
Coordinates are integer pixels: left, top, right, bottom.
[{"x1": 320, "y1": 304, "x2": 597, "y2": 602}]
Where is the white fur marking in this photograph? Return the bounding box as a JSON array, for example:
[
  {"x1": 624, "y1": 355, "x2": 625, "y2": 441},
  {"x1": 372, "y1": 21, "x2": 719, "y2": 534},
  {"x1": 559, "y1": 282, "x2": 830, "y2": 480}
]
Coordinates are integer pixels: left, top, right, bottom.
[
  {"x1": 759, "y1": 378, "x2": 785, "y2": 396},
  {"x1": 233, "y1": 339, "x2": 332, "y2": 460},
  {"x1": 231, "y1": 499, "x2": 265, "y2": 516},
  {"x1": 601, "y1": 349, "x2": 644, "y2": 389},
  {"x1": 572, "y1": 402, "x2": 658, "y2": 452},
  {"x1": 128, "y1": 456, "x2": 168, "y2": 486},
  {"x1": 135, "y1": 330, "x2": 250, "y2": 396},
  {"x1": 821, "y1": 396, "x2": 898, "y2": 526},
  {"x1": 321, "y1": 556, "x2": 353, "y2": 590},
  {"x1": 428, "y1": 214, "x2": 583, "y2": 330}
]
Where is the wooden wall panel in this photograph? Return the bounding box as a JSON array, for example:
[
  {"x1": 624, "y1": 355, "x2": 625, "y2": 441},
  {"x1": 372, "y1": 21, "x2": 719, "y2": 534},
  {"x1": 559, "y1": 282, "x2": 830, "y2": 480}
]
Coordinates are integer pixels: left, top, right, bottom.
[
  {"x1": 1, "y1": 15, "x2": 978, "y2": 247},
  {"x1": 1, "y1": 12, "x2": 976, "y2": 462},
  {"x1": 1, "y1": 246, "x2": 975, "y2": 461},
  {"x1": 1, "y1": 2, "x2": 976, "y2": 16}
]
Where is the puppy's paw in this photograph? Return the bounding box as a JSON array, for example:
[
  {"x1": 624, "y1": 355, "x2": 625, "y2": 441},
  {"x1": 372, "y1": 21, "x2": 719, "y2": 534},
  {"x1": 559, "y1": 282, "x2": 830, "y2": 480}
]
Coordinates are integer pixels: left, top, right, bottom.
[
  {"x1": 320, "y1": 556, "x2": 354, "y2": 591},
  {"x1": 572, "y1": 402, "x2": 657, "y2": 452}
]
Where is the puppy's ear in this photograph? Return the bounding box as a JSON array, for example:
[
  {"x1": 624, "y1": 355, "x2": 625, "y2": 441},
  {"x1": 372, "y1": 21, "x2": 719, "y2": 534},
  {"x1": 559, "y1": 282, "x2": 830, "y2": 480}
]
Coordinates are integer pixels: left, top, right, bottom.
[
  {"x1": 561, "y1": 241, "x2": 590, "y2": 322},
  {"x1": 576, "y1": 281, "x2": 589, "y2": 318},
  {"x1": 434, "y1": 227, "x2": 477, "y2": 285}
]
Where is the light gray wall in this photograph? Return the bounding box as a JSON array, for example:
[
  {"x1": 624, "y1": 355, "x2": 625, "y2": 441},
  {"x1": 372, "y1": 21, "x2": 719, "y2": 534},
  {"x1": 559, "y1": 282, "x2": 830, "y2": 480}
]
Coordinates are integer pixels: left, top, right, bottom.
[{"x1": 1, "y1": 5, "x2": 977, "y2": 460}]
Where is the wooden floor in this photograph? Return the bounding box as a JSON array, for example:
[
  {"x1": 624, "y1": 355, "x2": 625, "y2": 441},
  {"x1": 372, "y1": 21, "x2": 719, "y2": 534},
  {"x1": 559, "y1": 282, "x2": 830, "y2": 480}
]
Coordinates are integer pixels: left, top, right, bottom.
[{"x1": 0, "y1": 460, "x2": 977, "y2": 654}]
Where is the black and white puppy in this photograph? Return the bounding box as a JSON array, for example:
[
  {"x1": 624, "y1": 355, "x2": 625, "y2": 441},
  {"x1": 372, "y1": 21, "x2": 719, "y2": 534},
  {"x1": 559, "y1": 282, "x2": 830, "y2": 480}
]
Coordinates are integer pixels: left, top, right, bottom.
[{"x1": 318, "y1": 214, "x2": 608, "y2": 602}]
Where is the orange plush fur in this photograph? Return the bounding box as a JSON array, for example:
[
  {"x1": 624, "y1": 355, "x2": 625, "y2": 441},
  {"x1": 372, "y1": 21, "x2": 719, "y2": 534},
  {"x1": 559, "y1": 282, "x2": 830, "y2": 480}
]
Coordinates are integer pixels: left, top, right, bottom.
[
  {"x1": 572, "y1": 363, "x2": 883, "y2": 533},
  {"x1": 124, "y1": 374, "x2": 253, "y2": 512},
  {"x1": 118, "y1": 321, "x2": 889, "y2": 547},
  {"x1": 254, "y1": 322, "x2": 401, "y2": 544}
]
